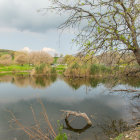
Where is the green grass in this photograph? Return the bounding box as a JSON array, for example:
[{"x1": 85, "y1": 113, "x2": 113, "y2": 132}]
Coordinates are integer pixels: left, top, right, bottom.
[
  {"x1": 0, "y1": 64, "x2": 34, "y2": 72},
  {"x1": 56, "y1": 65, "x2": 67, "y2": 71},
  {"x1": 114, "y1": 133, "x2": 124, "y2": 140}
]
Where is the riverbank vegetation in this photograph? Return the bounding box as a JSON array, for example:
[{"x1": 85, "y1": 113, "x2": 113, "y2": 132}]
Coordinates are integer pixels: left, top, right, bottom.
[
  {"x1": 31, "y1": 64, "x2": 56, "y2": 76},
  {"x1": 62, "y1": 52, "x2": 139, "y2": 77},
  {"x1": 0, "y1": 49, "x2": 140, "y2": 77},
  {"x1": 64, "y1": 63, "x2": 112, "y2": 77}
]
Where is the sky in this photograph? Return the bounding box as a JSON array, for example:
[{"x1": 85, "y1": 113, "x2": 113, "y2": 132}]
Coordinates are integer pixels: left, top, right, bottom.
[{"x1": 0, "y1": 0, "x2": 78, "y2": 56}]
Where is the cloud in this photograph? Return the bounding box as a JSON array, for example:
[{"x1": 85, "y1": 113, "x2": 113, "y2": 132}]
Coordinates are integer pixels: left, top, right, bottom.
[
  {"x1": 42, "y1": 47, "x2": 56, "y2": 54},
  {"x1": 22, "y1": 47, "x2": 31, "y2": 52},
  {"x1": 21, "y1": 47, "x2": 56, "y2": 55},
  {"x1": 0, "y1": 0, "x2": 66, "y2": 33}
]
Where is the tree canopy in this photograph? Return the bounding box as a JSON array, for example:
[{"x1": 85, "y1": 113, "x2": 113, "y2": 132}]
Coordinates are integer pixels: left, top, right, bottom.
[{"x1": 49, "y1": 0, "x2": 140, "y2": 65}]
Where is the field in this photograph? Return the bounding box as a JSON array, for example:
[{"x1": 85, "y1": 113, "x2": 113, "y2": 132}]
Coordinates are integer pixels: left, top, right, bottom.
[{"x1": 0, "y1": 65, "x2": 34, "y2": 72}]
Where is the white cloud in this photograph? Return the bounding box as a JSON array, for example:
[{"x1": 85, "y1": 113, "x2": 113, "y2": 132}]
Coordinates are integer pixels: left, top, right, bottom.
[
  {"x1": 22, "y1": 47, "x2": 31, "y2": 52},
  {"x1": 42, "y1": 47, "x2": 56, "y2": 53},
  {"x1": 42, "y1": 47, "x2": 56, "y2": 56}
]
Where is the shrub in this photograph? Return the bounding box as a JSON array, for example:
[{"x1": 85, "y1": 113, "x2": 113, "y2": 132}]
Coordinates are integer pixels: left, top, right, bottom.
[
  {"x1": 71, "y1": 62, "x2": 80, "y2": 69},
  {"x1": 64, "y1": 63, "x2": 90, "y2": 77},
  {"x1": 64, "y1": 63, "x2": 112, "y2": 77},
  {"x1": 90, "y1": 64, "x2": 99, "y2": 75},
  {"x1": 35, "y1": 64, "x2": 46, "y2": 74},
  {"x1": 90, "y1": 64, "x2": 111, "y2": 75},
  {"x1": 33, "y1": 64, "x2": 56, "y2": 75}
]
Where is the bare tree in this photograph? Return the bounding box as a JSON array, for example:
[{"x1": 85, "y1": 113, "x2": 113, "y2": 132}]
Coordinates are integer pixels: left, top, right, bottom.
[
  {"x1": 15, "y1": 53, "x2": 28, "y2": 65},
  {"x1": 29, "y1": 51, "x2": 53, "y2": 65},
  {"x1": 0, "y1": 54, "x2": 13, "y2": 65},
  {"x1": 48, "y1": 0, "x2": 140, "y2": 65}
]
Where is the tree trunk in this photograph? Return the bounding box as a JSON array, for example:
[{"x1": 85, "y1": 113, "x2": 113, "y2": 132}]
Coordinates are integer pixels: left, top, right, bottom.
[{"x1": 133, "y1": 48, "x2": 140, "y2": 66}]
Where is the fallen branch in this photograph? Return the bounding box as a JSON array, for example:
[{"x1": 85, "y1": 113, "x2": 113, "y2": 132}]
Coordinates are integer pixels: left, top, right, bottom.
[{"x1": 61, "y1": 110, "x2": 92, "y2": 126}]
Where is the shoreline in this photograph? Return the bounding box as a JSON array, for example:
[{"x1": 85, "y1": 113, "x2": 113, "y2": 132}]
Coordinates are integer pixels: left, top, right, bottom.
[{"x1": 112, "y1": 126, "x2": 140, "y2": 140}]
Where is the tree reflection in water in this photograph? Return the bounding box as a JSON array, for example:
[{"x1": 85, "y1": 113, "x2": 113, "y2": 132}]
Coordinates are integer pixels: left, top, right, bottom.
[
  {"x1": 0, "y1": 74, "x2": 140, "y2": 140},
  {"x1": 0, "y1": 74, "x2": 57, "y2": 88},
  {"x1": 0, "y1": 74, "x2": 140, "y2": 89},
  {"x1": 64, "y1": 118, "x2": 91, "y2": 134}
]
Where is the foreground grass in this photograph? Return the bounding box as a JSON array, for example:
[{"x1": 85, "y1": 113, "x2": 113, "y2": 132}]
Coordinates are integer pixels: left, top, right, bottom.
[{"x1": 0, "y1": 64, "x2": 34, "y2": 72}]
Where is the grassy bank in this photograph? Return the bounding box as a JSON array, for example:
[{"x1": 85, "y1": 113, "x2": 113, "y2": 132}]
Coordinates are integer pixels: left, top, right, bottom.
[
  {"x1": 0, "y1": 64, "x2": 66, "y2": 75},
  {"x1": 0, "y1": 64, "x2": 34, "y2": 72},
  {"x1": 0, "y1": 63, "x2": 139, "y2": 77},
  {"x1": 55, "y1": 65, "x2": 67, "y2": 74}
]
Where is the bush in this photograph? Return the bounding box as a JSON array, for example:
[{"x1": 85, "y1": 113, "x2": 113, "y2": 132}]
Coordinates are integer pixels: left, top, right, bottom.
[
  {"x1": 33, "y1": 64, "x2": 56, "y2": 75},
  {"x1": 64, "y1": 63, "x2": 90, "y2": 77},
  {"x1": 90, "y1": 64, "x2": 99, "y2": 75},
  {"x1": 35, "y1": 64, "x2": 46, "y2": 74},
  {"x1": 64, "y1": 63, "x2": 112, "y2": 77},
  {"x1": 90, "y1": 64, "x2": 111, "y2": 75},
  {"x1": 71, "y1": 62, "x2": 80, "y2": 69}
]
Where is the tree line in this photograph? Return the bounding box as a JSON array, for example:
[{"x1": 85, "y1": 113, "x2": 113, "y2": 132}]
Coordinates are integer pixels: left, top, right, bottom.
[{"x1": 0, "y1": 51, "x2": 53, "y2": 66}]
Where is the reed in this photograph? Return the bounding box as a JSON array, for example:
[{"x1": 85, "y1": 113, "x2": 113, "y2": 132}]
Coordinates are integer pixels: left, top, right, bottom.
[{"x1": 8, "y1": 99, "x2": 67, "y2": 140}]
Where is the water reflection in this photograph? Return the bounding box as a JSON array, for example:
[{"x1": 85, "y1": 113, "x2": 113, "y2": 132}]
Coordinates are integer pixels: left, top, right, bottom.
[
  {"x1": 64, "y1": 118, "x2": 92, "y2": 133},
  {"x1": 0, "y1": 75, "x2": 57, "y2": 88},
  {"x1": 60, "y1": 76, "x2": 140, "y2": 89},
  {"x1": 0, "y1": 98, "x2": 127, "y2": 140},
  {"x1": 0, "y1": 75, "x2": 140, "y2": 89},
  {"x1": 0, "y1": 74, "x2": 140, "y2": 140}
]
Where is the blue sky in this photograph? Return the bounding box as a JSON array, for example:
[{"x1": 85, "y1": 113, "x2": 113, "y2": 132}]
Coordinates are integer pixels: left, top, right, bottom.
[{"x1": 0, "y1": 0, "x2": 78, "y2": 55}]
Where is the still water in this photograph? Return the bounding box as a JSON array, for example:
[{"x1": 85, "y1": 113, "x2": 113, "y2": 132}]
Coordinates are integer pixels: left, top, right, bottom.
[{"x1": 0, "y1": 75, "x2": 140, "y2": 140}]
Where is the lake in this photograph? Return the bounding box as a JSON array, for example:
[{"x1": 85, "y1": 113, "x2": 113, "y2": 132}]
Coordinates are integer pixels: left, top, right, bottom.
[{"x1": 0, "y1": 74, "x2": 140, "y2": 140}]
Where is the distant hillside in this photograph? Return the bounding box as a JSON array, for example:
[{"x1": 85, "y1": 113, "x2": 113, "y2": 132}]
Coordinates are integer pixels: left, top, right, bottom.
[
  {"x1": 0, "y1": 49, "x2": 15, "y2": 55},
  {"x1": 0, "y1": 49, "x2": 15, "y2": 60}
]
